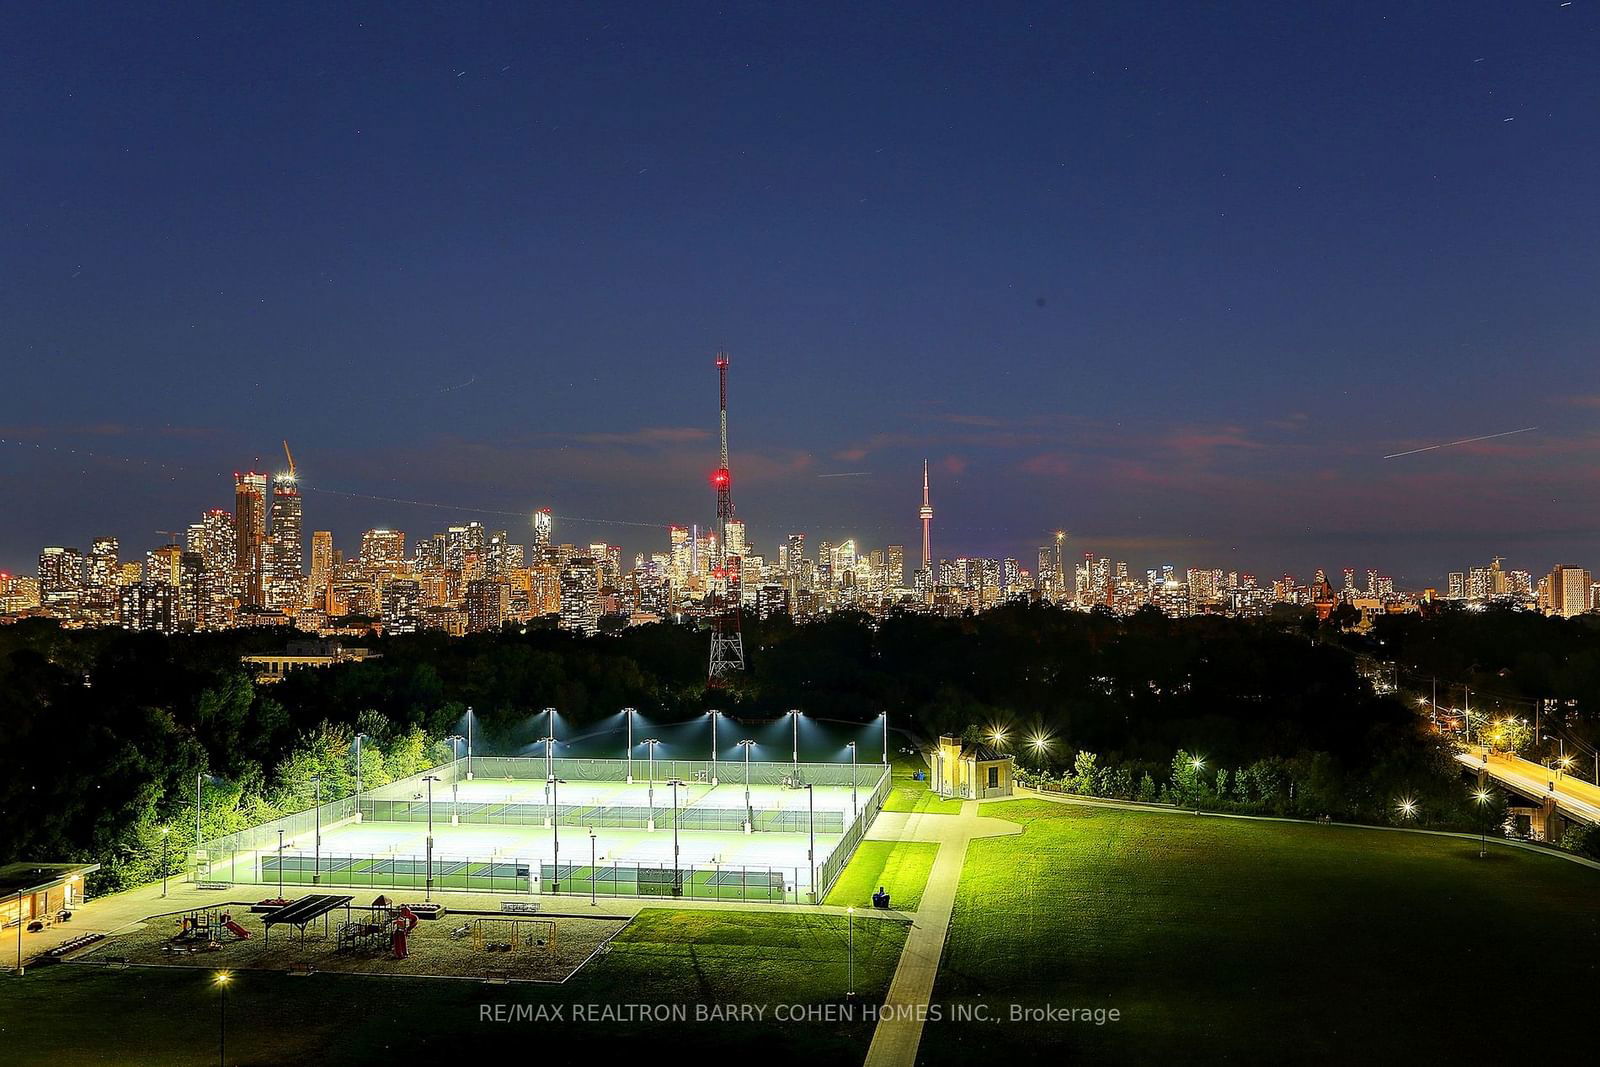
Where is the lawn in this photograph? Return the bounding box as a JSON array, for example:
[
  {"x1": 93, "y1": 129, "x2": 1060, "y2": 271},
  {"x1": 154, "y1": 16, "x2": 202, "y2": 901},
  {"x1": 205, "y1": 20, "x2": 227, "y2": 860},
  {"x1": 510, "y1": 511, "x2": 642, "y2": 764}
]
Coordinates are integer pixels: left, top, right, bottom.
[
  {"x1": 824, "y1": 840, "x2": 939, "y2": 910},
  {"x1": 925, "y1": 800, "x2": 1600, "y2": 1063},
  {"x1": 0, "y1": 908, "x2": 908, "y2": 1066},
  {"x1": 881, "y1": 784, "x2": 965, "y2": 814}
]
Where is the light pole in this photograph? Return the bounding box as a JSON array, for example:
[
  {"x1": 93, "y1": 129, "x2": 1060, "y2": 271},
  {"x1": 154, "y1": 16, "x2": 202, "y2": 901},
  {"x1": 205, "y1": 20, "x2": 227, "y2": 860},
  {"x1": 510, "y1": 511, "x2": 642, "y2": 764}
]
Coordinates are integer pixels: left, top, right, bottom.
[
  {"x1": 846, "y1": 906, "x2": 855, "y2": 999},
  {"x1": 881, "y1": 711, "x2": 888, "y2": 765},
  {"x1": 667, "y1": 777, "x2": 685, "y2": 897},
  {"x1": 276, "y1": 829, "x2": 285, "y2": 900},
  {"x1": 1474, "y1": 788, "x2": 1491, "y2": 858},
  {"x1": 160, "y1": 827, "x2": 171, "y2": 898},
  {"x1": 1190, "y1": 757, "x2": 1204, "y2": 815},
  {"x1": 805, "y1": 784, "x2": 816, "y2": 903},
  {"x1": 465, "y1": 705, "x2": 475, "y2": 779},
  {"x1": 423, "y1": 774, "x2": 439, "y2": 901},
  {"x1": 791, "y1": 710, "x2": 800, "y2": 771},
  {"x1": 589, "y1": 828, "x2": 597, "y2": 906},
  {"x1": 311, "y1": 774, "x2": 322, "y2": 885},
  {"x1": 737, "y1": 740, "x2": 755, "y2": 833},
  {"x1": 195, "y1": 771, "x2": 204, "y2": 882},
  {"x1": 644, "y1": 739, "x2": 661, "y2": 831},
  {"x1": 709, "y1": 710, "x2": 719, "y2": 784},
  {"x1": 543, "y1": 707, "x2": 557, "y2": 778},
  {"x1": 354, "y1": 733, "x2": 367, "y2": 799},
  {"x1": 215, "y1": 970, "x2": 231, "y2": 1067},
  {"x1": 624, "y1": 707, "x2": 637, "y2": 783},
  {"x1": 847, "y1": 742, "x2": 858, "y2": 818},
  {"x1": 548, "y1": 775, "x2": 565, "y2": 892}
]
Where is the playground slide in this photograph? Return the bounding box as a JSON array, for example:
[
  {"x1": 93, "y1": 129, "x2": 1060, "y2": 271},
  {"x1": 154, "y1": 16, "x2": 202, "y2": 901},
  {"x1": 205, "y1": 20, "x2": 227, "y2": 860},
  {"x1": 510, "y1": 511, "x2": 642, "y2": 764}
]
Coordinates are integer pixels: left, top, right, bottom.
[
  {"x1": 224, "y1": 919, "x2": 252, "y2": 940},
  {"x1": 397, "y1": 906, "x2": 419, "y2": 932}
]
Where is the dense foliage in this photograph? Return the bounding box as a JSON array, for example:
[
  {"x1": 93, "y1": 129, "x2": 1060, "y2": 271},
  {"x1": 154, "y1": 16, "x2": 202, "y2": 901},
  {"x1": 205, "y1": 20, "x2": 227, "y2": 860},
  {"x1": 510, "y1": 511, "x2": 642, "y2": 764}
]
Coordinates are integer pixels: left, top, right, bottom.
[{"x1": 1, "y1": 605, "x2": 1502, "y2": 888}]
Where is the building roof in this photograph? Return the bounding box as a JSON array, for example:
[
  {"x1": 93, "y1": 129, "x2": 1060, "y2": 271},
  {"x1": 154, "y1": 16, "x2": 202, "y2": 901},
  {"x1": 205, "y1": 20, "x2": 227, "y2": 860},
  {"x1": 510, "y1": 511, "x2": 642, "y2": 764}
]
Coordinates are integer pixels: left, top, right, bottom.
[
  {"x1": 959, "y1": 741, "x2": 1012, "y2": 762},
  {"x1": 0, "y1": 862, "x2": 99, "y2": 898}
]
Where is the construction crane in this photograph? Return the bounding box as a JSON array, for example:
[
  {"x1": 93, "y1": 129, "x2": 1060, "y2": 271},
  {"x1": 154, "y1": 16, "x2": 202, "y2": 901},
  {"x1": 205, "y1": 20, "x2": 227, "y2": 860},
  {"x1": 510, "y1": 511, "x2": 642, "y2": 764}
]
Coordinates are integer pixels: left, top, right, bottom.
[
  {"x1": 707, "y1": 351, "x2": 745, "y2": 685},
  {"x1": 156, "y1": 530, "x2": 184, "y2": 545},
  {"x1": 281, "y1": 440, "x2": 297, "y2": 481}
]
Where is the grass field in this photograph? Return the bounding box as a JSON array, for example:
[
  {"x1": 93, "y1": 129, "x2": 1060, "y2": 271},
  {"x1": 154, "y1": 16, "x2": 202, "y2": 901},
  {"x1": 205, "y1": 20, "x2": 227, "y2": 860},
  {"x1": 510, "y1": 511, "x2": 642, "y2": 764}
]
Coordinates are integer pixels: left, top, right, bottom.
[
  {"x1": 881, "y1": 785, "x2": 965, "y2": 814},
  {"x1": 824, "y1": 840, "x2": 939, "y2": 910},
  {"x1": 0, "y1": 909, "x2": 908, "y2": 1066},
  {"x1": 924, "y1": 800, "x2": 1600, "y2": 1063}
]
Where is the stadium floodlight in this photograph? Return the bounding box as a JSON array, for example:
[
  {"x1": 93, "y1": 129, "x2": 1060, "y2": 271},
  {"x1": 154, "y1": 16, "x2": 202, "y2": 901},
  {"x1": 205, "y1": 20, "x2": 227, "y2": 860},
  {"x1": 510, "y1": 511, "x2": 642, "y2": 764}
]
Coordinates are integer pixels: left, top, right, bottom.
[
  {"x1": 542, "y1": 733, "x2": 557, "y2": 781},
  {"x1": 790, "y1": 710, "x2": 800, "y2": 769},
  {"x1": 847, "y1": 742, "x2": 858, "y2": 818},
  {"x1": 737, "y1": 740, "x2": 756, "y2": 833},
  {"x1": 709, "y1": 710, "x2": 720, "y2": 784},
  {"x1": 624, "y1": 707, "x2": 638, "y2": 782}
]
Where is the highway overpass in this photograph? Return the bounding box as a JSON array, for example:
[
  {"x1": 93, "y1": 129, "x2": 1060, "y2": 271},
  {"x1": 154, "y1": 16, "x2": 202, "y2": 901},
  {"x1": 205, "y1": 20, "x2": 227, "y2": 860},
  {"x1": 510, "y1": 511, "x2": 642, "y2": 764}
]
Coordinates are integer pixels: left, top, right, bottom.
[{"x1": 1455, "y1": 746, "x2": 1600, "y2": 837}]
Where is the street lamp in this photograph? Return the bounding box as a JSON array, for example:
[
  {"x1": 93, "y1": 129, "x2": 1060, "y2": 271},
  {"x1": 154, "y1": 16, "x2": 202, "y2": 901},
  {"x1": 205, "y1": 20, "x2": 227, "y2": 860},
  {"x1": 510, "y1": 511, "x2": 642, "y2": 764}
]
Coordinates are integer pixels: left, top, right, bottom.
[
  {"x1": 1028, "y1": 733, "x2": 1051, "y2": 773},
  {"x1": 644, "y1": 739, "x2": 661, "y2": 832},
  {"x1": 160, "y1": 826, "x2": 171, "y2": 898},
  {"x1": 737, "y1": 740, "x2": 756, "y2": 833},
  {"x1": 987, "y1": 726, "x2": 1008, "y2": 750},
  {"x1": 624, "y1": 707, "x2": 638, "y2": 782},
  {"x1": 1473, "y1": 788, "x2": 1492, "y2": 858},
  {"x1": 1396, "y1": 797, "x2": 1417, "y2": 821},
  {"x1": 1189, "y1": 757, "x2": 1205, "y2": 815},
  {"x1": 214, "y1": 970, "x2": 232, "y2": 1067},
  {"x1": 423, "y1": 774, "x2": 439, "y2": 901},
  {"x1": 311, "y1": 774, "x2": 323, "y2": 885},
  {"x1": 847, "y1": 742, "x2": 858, "y2": 818}
]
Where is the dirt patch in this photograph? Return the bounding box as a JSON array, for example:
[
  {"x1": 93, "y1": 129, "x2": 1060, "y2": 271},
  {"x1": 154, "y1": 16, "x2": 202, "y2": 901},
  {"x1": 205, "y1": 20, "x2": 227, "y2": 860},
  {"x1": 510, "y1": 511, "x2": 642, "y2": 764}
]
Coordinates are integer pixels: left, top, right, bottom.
[{"x1": 76, "y1": 906, "x2": 626, "y2": 983}]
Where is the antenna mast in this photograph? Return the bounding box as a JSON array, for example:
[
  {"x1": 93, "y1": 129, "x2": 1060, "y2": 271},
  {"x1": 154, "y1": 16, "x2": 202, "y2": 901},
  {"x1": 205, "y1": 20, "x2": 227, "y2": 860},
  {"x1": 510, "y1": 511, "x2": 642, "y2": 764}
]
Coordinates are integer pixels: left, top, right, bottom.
[{"x1": 708, "y1": 350, "x2": 746, "y2": 684}]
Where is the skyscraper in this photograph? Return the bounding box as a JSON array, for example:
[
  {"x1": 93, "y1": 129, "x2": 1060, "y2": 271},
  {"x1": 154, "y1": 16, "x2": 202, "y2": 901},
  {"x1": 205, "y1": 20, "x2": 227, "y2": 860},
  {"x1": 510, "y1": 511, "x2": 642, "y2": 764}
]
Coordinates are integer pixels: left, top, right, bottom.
[
  {"x1": 268, "y1": 473, "x2": 303, "y2": 612},
  {"x1": 234, "y1": 472, "x2": 268, "y2": 606}
]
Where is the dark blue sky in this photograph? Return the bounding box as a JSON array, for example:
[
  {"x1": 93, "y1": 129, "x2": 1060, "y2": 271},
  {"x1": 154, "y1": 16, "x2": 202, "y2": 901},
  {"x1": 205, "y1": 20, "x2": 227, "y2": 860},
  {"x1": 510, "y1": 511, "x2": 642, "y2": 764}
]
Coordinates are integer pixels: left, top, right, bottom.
[{"x1": 3, "y1": 2, "x2": 1597, "y2": 584}]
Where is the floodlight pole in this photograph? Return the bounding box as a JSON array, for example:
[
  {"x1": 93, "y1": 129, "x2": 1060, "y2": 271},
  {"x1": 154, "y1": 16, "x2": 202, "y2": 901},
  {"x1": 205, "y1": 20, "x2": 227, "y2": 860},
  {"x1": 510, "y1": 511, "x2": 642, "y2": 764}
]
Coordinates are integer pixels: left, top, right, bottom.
[
  {"x1": 160, "y1": 828, "x2": 171, "y2": 898},
  {"x1": 354, "y1": 733, "x2": 365, "y2": 798},
  {"x1": 423, "y1": 774, "x2": 438, "y2": 901},
  {"x1": 312, "y1": 775, "x2": 322, "y2": 885},
  {"x1": 791, "y1": 711, "x2": 799, "y2": 770},
  {"x1": 709, "y1": 710, "x2": 719, "y2": 784},
  {"x1": 847, "y1": 906, "x2": 855, "y2": 997},
  {"x1": 466, "y1": 706, "x2": 475, "y2": 779},
  {"x1": 645, "y1": 740, "x2": 660, "y2": 831},
  {"x1": 589, "y1": 829, "x2": 597, "y2": 906},
  {"x1": 625, "y1": 707, "x2": 636, "y2": 783},
  {"x1": 276, "y1": 830, "x2": 284, "y2": 900},
  {"x1": 452, "y1": 781, "x2": 459, "y2": 826},
  {"x1": 739, "y1": 740, "x2": 754, "y2": 834},
  {"x1": 195, "y1": 772, "x2": 203, "y2": 882},
  {"x1": 848, "y1": 742, "x2": 858, "y2": 818},
  {"x1": 882, "y1": 711, "x2": 888, "y2": 765},
  {"x1": 669, "y1": 778, "x2": 683, "y2": 897},
  {"x1": 545, "y1": 707, "x2": 557, "y2": 777},
  {"x1": 549, "y1": 776, "x2": 561, "y2": 892},
  {"x1": 806, "y1": 784, "x2": 816, "y2": 903}
]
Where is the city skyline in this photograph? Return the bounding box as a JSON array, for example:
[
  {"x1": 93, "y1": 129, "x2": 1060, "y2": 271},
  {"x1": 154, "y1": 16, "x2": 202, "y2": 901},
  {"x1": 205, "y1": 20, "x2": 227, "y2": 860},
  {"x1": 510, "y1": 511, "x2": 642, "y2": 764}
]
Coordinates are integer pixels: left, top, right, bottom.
[{"x1": 4, "y1": 5, "x2": 1599, "y2": 582}]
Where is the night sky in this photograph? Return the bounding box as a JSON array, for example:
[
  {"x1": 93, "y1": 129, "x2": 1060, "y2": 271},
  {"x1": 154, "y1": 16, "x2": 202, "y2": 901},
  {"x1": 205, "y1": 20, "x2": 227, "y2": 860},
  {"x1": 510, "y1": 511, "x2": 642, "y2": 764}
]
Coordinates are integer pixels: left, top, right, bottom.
[{"x1": 3, "y1": 3, "x2": 1597, "y2": 585}]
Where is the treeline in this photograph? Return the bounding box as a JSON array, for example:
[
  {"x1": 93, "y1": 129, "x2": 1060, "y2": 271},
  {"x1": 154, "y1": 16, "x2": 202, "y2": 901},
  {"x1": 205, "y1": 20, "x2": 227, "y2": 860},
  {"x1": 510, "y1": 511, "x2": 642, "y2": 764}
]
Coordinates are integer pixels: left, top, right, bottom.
[{"x1": 1, "y1": 604, "x2": 1490, "y2": 888}]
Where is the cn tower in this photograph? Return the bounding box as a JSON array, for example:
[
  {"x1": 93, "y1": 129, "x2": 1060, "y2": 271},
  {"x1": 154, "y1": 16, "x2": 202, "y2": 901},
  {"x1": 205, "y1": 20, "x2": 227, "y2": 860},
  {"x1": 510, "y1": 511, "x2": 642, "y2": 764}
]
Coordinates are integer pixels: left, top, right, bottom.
[{"x1": 919, "y1": 459, "x2": 933, "y2": 572}]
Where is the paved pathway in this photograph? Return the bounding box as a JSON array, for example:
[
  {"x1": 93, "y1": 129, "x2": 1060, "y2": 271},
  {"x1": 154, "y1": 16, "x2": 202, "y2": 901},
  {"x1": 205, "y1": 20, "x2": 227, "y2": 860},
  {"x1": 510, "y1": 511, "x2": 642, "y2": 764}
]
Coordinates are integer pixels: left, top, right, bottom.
[{"x1": 863, "y1": 799, "x2": 1021, "y2": 1067}]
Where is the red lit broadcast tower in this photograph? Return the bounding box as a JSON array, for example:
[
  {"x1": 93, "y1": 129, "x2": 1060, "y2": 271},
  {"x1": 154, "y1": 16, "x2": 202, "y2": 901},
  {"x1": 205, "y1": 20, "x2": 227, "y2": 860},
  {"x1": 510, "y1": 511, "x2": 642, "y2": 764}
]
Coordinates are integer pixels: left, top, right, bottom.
[{"x1": 708, "y1": 351, "x2": 746, "y2": 684}]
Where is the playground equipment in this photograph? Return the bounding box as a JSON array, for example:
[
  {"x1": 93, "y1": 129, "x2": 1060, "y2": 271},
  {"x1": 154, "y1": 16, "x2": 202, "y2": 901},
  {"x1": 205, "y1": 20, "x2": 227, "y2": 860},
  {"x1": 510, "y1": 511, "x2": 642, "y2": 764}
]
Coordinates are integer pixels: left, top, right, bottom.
[
  {"x1": 173, "y1": 907, "x2": 251, "y2": 944},
  {"x1": 471, "y1": 916, "x2": 556, "y2": 954},
  {"x1": 335, "y1": 896, "x2": 419, "y2": 959}
]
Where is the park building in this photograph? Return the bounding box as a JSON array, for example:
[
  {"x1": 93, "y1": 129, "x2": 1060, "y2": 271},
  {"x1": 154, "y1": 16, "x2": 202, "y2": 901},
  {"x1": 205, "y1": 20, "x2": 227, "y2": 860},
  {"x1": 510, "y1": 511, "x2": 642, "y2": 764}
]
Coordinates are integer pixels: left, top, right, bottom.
[
  {"x1": 1, "y1": 862, "x2": 98, "y2": 939},
  {"x1": 930, "y1": 735, "x2": 1015, "y2": 800}
]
